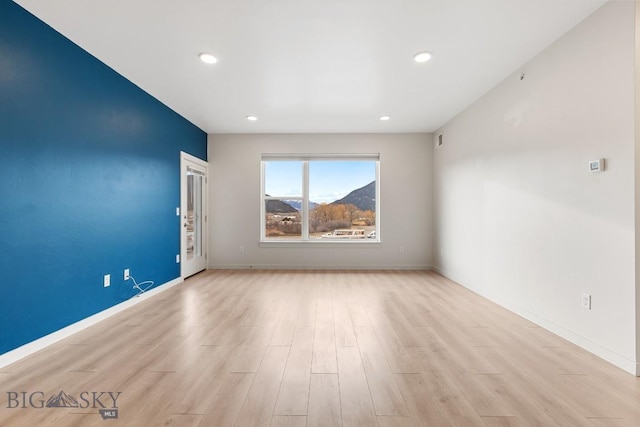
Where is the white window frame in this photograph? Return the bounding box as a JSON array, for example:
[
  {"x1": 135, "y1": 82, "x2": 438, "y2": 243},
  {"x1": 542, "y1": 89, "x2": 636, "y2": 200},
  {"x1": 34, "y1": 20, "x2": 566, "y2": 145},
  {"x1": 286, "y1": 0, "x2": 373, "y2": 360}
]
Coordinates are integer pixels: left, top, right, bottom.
[{"x1": 260, "y1": 154, "x2": 380, "y2": 243}]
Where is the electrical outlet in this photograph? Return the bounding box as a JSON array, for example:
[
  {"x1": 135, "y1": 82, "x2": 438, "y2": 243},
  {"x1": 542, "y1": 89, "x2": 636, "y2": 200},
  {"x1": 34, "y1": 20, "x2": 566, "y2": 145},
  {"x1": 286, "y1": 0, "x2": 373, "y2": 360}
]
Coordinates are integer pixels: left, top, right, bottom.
[
  {"x1": 581, "y1": 293, "x2": 591, "y2": 310},
  {"x1": 176, "y1": 207, "x2": 180, "y2": 216},
  {"x1": 124, "y1": 269, "x2": 130, "y2": 281},
  {"x1": 240, "y1": 246, "x2": 245, "y2": 253},
  {"x1": 176, "y1": 254, "x2": 180, "y2": 263},
  {"x1": 103, "y1": 274, "x2": 110, "y2": 288}
]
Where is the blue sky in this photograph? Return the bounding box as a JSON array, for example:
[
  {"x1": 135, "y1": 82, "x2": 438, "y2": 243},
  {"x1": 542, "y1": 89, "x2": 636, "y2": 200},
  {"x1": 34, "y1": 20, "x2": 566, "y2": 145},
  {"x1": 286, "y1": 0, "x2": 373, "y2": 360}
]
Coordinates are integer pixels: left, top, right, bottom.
[{"x1": 265, "y1": 160, "x2": 375, "y2": 203}]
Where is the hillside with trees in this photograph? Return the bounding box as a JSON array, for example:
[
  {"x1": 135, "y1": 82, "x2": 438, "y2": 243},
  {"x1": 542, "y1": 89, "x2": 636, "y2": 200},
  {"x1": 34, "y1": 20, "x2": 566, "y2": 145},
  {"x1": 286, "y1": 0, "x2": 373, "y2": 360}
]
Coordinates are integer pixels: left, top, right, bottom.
[{"x1": 265, "y1": 181, "x2": 376, "y2": 238}]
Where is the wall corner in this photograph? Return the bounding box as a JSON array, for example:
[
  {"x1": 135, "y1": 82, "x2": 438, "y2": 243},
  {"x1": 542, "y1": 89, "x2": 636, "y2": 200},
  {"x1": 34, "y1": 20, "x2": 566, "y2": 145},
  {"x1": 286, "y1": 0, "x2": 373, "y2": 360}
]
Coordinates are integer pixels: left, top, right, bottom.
[{"x1": 634, "y1": 0, "x2": 640, "y2": 376}]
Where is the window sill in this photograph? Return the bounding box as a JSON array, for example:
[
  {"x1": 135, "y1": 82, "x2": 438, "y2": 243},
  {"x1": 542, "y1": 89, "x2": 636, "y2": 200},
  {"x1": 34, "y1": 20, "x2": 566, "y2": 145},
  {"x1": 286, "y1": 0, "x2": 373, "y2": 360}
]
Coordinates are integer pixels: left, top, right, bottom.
[{"x1": 259, "y1": 239, "x2": 381, "y2": 248}]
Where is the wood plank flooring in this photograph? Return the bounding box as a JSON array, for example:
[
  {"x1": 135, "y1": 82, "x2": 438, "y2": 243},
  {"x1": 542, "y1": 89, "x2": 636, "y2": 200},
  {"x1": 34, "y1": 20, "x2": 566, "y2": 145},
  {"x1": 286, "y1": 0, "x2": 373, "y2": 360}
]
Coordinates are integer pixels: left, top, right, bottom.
[{"x1": 0, "y1": 270, "x2": 639, "y2": 426}]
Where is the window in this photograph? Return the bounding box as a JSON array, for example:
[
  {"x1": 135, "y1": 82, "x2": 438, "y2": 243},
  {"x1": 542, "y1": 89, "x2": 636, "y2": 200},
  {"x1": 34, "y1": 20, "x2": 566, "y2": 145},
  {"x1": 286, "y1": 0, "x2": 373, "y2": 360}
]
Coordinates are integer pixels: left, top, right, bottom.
[{"x1": 261, "y1": 155, "x2": 379, "y2": 242}]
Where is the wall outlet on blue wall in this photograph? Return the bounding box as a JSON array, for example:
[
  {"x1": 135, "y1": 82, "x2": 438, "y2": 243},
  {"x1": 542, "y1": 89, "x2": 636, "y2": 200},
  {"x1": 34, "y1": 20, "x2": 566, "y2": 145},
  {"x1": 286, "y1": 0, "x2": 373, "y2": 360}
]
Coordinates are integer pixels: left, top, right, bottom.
[{"x1": 103, "y1": 274, "x2": 110, "y2": 287}]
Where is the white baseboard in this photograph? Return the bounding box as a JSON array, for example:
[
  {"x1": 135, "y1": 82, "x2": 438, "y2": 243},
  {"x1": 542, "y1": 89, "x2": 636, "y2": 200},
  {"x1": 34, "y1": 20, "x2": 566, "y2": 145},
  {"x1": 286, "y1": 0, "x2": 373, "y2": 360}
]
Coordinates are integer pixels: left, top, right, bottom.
[
  {"x1": 0, "y1": 276, "x2": 184, "y2": 370},
  {"x1": 433, "y1": 266, "x2": 638, "y2": 377},
  {"x1": 208, "y1": 263, "x2": 435, "y2": 270}
]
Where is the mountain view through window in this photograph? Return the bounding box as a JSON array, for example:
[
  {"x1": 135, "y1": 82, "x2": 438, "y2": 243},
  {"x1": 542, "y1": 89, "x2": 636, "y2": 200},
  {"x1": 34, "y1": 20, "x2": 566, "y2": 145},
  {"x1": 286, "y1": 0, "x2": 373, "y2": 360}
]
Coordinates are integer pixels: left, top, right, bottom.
[{"x1": 262, "y1": 158, "x2": 379, "y2": 241}]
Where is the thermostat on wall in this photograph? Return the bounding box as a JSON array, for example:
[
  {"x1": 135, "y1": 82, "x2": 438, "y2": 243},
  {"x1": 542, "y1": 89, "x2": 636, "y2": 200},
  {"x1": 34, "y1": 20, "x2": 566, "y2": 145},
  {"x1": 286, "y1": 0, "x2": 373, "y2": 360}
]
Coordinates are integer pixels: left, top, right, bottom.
[{"x1": 589, "y1": 158, "x2": 605, "y2": 173}]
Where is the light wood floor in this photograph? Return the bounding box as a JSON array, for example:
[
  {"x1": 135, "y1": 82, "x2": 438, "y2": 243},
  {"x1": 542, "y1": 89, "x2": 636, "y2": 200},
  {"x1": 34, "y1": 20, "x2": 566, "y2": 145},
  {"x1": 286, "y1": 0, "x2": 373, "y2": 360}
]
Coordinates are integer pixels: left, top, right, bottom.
[{"x1": 1, "y1": 270, "x2": 639, "y2": 426}]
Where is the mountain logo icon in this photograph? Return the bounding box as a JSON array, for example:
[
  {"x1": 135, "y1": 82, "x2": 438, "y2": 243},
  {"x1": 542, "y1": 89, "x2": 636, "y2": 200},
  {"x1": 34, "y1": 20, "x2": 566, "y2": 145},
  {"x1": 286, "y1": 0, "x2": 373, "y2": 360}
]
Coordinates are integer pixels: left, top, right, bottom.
[{"x1": 45, "y1": 391, "x2": 80, "y2": 408}]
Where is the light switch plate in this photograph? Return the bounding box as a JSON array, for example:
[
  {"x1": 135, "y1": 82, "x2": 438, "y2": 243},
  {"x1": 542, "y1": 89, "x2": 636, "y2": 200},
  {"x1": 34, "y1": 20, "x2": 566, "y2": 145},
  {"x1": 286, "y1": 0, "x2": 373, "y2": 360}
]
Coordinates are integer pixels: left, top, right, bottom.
[{"x1": 581, "y1": 292, "x2": 591, "y2": 310}]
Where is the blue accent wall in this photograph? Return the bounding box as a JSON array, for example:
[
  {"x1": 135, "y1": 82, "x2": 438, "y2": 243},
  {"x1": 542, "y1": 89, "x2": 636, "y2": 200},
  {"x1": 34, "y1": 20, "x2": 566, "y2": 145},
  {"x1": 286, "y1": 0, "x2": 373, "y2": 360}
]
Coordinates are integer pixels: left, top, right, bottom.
[{"x1": 0, "y1": 1, "x2": 207, "y2": 355}]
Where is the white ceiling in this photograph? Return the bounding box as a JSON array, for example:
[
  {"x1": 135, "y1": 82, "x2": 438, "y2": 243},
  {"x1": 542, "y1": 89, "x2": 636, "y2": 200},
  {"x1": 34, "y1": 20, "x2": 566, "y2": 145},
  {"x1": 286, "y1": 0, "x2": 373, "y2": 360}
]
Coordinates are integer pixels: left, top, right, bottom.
[{"x1": 15, "y1": 0, "x2": 607, "y2": 134}]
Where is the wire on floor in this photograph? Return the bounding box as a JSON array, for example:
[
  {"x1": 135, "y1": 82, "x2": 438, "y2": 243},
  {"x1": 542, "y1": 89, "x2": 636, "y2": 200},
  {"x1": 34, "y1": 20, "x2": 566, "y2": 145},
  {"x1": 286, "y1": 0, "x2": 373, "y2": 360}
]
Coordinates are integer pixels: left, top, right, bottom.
[{"x1": 129, "y1": 276, "x2": 154, "y2": 297}]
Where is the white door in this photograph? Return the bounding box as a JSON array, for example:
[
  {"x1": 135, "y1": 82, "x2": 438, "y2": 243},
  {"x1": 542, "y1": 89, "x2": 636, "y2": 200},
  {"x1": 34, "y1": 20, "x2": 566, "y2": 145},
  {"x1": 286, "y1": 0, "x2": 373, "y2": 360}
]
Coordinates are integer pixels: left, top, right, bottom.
[{"x1": 180, "y1": 152, "x2": 208, "y2": 278}]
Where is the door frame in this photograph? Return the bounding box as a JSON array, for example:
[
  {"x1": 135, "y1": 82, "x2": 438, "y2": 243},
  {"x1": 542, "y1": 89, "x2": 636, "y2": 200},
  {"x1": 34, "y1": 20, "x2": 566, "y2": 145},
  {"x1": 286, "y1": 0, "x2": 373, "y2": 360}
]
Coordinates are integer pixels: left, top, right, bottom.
[{"x1": 180, "y1": 151, "x2": 209, "y2": 279}]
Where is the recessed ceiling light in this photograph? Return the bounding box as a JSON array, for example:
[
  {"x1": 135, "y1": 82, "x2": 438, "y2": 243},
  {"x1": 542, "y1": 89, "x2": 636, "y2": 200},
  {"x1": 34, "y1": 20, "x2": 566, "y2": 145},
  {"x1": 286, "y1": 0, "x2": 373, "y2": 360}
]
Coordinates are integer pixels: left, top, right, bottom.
[
  {"x1": 246, "y1": 115, "x2": 258, "y2": 121},
  {"x1": 199, "y1": 53, "x2": 218, "y2": 64},
  {"x1": 413, "y1": 51, "x2": 432, "y2": 63},
  {"x1": 379, "y1": 115, "x2": 391, "y2": 121}
]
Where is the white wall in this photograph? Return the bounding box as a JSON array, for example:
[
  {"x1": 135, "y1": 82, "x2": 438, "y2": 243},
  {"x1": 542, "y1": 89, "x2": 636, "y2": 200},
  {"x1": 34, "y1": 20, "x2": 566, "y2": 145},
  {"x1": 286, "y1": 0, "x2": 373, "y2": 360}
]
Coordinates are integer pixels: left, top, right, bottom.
[
  {"x1": 208, "y1": 133, "x2": 433, "y2": 270},
  {"x1": 635, "y1": 0, "x2": 640, "y2": 375},
  {"x1": 433, "y1": 1, "x2": 637, "y2": 374}
]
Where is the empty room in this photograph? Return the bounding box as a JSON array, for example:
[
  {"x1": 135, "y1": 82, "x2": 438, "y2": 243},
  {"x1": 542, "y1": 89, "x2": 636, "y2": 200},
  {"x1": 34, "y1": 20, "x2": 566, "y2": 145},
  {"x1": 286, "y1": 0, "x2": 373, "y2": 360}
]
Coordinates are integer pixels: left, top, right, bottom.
[{"x1": 1, "y1": 0, "x2": 639, "y2": 426}]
